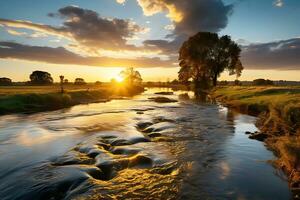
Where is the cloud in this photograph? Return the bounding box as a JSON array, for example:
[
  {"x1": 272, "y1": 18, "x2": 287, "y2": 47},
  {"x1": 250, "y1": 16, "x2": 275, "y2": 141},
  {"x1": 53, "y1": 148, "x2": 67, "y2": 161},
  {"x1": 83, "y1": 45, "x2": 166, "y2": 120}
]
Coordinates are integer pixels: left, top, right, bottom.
[
  {"x1": 139, "y1": 0, "x2": 233, "y2": 54},
  {"x1": 0, "y1": 41, "x2": 173, "y2": 68},
  {"x1": 6, "y1": 29, "x2": 27, "y2": 36},
  {"x1": 0, "y1": 6, "x2": 146, "y2": 52},
  {"x1": 273, "y1": 0, "x2": 284, "y2": 7},
  {"x1": 241, "y1": 38, "x2": 300, "y2": 70},
  {"x1": 116, "y1": 0, "x2": 126, "y2": 4},
  {"x1": 164, "y1": 24, "x2": 175, "y2": 30},
  {"x1": 0, "y1": 19, "x2": 64, "y2": 37}
]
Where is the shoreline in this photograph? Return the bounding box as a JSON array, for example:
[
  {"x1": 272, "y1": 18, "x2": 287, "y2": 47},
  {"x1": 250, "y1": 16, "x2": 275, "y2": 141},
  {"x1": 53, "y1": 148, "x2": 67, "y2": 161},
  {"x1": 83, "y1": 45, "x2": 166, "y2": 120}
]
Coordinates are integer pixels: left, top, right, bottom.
[{"x1": 211, "y1": 86, "x2": 300, "y2": 198}]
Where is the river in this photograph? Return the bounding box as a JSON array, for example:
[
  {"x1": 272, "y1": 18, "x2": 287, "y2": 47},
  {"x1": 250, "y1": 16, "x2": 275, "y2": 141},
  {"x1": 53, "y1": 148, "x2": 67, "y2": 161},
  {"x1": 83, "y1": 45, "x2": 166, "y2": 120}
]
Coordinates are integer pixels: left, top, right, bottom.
[{"x1": 0, "y1": 88, "x2": 291, "y2": 200}]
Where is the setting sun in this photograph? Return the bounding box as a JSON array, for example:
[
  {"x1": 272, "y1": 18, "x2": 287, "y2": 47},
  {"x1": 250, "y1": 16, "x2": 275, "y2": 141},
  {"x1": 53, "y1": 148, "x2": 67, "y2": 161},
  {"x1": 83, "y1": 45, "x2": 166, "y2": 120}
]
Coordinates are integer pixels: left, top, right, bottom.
[{"x1": 115, "y1": 75, "x2": 124, "y2": 83}]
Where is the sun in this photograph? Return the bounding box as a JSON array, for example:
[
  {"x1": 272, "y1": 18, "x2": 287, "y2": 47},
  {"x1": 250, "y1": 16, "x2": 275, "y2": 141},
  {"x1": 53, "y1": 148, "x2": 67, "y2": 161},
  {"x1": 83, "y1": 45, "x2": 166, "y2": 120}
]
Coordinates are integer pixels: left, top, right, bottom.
[{"x1": 115, "y1": 75, "x2": 124, "y2": 83}]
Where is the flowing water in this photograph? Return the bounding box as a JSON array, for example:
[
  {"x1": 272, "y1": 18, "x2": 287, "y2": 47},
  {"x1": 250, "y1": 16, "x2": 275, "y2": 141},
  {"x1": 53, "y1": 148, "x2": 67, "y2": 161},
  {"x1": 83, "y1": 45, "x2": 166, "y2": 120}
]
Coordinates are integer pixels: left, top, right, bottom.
[{"x1": 0, "y1": 88, "x2": 292, "y2": 200}]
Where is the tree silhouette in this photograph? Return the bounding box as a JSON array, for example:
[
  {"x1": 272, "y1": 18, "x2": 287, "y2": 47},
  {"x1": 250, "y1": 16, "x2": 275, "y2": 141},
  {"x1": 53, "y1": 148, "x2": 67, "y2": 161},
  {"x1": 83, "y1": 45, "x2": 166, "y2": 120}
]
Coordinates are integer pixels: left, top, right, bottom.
[
  {"x1": 74, "y1": 78, "x2": 86, "y2": 85},
  {"x1": 120, "y1": 67, "x2": 142, "y2": 86},
  {"x1": 253, "y1": 79, "x2": 274, "y2": 86},
  {"x1": 59, "y1": 75, "x2": 64, "y2": 93},
  {"x1": 30, "y1": 71, "x2": 53, "y2": 85},
  {"x1": 178, "y1": 32, "x2": 243, "y2": 88},
  {"x1": 0, "y1": 77, "x2": 12, "y2": 85}
]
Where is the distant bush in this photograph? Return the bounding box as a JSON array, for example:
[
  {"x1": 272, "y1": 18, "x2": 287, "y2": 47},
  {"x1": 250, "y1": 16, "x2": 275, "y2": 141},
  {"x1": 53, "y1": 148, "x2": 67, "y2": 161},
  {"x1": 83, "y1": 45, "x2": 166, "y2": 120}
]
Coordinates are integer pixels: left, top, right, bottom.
[
  {"x1": 219, "y1": 80, "x2": 228, "y2": 86},
  {"x1": 95, "y1": 81, "x2": 102, "y2": 85},
  {"x1": 253, "y1": 78, "x2": 274, "y2": 86},
  {"x1": 74, "y1": 78, "x2": 86, "y2": 85},
  {"x1": 171, "y1": 79, "x2": 179, "y2": 85},
  {"x1": 0, "y1": 77, "x2": 12, "y2": 85},
  {"x1": 234, "y1": 79, "x2": 242, "y2": 86}
]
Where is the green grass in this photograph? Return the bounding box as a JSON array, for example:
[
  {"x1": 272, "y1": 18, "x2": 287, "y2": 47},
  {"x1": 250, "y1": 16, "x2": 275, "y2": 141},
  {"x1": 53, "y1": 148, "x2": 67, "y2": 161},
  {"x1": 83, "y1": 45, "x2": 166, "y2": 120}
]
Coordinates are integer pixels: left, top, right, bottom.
[
  {"x1": 0, "y1": 84, "x2": 144, "y2": 114},
  {"x1": 212, "y1": 86, "x2": 300, "y2": 134},
  {"x1": 0, "y1": 84, "x2": 108, "y2": 95}
]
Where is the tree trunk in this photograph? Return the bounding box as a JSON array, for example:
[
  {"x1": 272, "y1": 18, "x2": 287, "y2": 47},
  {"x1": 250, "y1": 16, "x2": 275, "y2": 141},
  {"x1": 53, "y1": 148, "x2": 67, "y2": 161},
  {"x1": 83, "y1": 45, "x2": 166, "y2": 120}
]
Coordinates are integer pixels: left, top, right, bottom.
[{"x1": 213, "y1": 73, "x2": 218, "y2": 87}]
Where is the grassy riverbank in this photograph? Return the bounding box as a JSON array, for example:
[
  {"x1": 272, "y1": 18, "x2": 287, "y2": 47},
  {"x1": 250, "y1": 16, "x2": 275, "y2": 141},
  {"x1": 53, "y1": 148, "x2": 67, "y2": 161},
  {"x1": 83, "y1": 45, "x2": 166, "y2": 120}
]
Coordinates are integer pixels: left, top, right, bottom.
[
  {"x1": 0, "y1": 84, "x2": 144, "y2": 114},
  {"x1": 211, "y1": 86, "x2": 300, "y2": 193}
]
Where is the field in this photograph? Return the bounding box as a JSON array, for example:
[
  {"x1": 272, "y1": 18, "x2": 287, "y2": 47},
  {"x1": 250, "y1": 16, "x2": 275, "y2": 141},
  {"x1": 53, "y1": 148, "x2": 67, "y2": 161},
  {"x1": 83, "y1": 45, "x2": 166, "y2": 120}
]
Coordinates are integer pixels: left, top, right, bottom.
[
  {"x1": 0, "y1": 84, "x2": 144, "y2": 114},
  {"x1": 212, "y1": 86, "x2": 300, "y2": 130},
  {"x1": 0, "y1": 84, "x2": 108, "y2": 95}
]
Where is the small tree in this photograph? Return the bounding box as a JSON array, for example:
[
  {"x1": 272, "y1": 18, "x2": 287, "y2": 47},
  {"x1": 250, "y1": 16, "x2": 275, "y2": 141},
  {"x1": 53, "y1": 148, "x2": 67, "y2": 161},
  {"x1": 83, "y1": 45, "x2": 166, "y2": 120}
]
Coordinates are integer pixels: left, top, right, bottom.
[
  {"x1": 59, "y1": 75, "x2": 64, "y2": 93},
  {"x1": 234, "y1": 79, "x2": 242, "y2": 86},
  {"x1": 0, "y1": 77, "x2": 12, "y2": 85},
  {"x1": 30, "y1": 71, "x2": 53, "y2": 85},
  {"x1": 171, "y1": 79, "x2": 179, "y2": 85},
  {"x1": 74, "y1": 78, "x2": 86, "y2": 85},
  {"x1": 120, "y1": 67, "x2": 142, "y2": 86}
]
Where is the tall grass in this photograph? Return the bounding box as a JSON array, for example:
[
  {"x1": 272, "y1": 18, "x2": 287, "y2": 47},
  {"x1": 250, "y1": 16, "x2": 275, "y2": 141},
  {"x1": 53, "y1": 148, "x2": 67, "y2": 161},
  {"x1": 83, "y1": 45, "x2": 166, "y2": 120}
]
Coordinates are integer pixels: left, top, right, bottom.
[{"x1": 212, "y1": 86, "x2": 300, "y2": 134}]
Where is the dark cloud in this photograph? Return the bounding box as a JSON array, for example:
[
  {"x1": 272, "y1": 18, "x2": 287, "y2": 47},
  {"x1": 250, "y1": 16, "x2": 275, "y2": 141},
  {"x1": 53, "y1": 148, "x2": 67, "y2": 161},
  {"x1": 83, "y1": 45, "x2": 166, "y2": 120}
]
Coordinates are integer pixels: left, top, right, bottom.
[
  {"x1": 241, "y1": 38, "x2": 300, "y2": 70},
  {"x1": 139, "y1": 0, "x2": 233, "y2": 54},
  {"x1": 0, "y1": 6, "x2": 145, "y2": 51},
  {"x1": 170, "y1": 0, "x2": 233, "y2": 37},
  {"x1": 0, "y1": 41, "x2": 172, "y2": 68},
  {"x1": 49, "y1": 6, "x2": 144, "y2": 50}
]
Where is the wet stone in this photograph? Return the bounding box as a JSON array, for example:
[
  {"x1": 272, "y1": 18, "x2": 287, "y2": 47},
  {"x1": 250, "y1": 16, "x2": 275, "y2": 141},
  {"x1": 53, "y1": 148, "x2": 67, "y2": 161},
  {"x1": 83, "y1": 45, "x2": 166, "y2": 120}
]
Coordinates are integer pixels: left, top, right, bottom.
[
  {"x1": 109, "y1": 139, "x2": 132, "y2": 146},
  {"x1": 136, "y1": 121, "x2": 153, "y2": 130},
  {"x1": 128, "y1": 155, "x2": 153, "y2": 168},
  {"x1": 111, "y1": 147, "x2": 141, "y2": 155},
  {"x1": 249, "y1": 132, "x2": 269, "y2": 141}
]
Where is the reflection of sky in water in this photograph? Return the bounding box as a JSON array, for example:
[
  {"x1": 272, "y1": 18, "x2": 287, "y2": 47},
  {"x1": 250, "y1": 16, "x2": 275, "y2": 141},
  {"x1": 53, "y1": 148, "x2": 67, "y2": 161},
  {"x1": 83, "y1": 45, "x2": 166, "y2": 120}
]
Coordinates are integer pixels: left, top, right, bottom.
[{"x1": 210, "y1": 111, "x2": 291, "y2": 200}]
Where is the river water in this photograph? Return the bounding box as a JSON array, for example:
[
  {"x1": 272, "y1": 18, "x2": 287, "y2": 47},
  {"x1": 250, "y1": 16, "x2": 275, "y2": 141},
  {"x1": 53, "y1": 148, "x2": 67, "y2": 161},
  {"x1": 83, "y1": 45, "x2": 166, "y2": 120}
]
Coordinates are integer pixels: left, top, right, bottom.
[{"x1": 0, "y1": 88, "x2": 292, "y2": 200}]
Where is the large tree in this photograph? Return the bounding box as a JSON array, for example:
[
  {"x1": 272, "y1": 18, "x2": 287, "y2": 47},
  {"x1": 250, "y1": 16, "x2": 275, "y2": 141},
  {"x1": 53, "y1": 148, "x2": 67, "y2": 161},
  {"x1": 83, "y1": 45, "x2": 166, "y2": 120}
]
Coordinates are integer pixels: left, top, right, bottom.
[
  {"x1": 29, "y1": 71, "x2": 53, "y2": 85},
  {"x1": 120, "y1": 67, "x2": 142, "y2": 86},
  {"x1": 178, "y1": 32, "x2": 243, "y2": 88}
]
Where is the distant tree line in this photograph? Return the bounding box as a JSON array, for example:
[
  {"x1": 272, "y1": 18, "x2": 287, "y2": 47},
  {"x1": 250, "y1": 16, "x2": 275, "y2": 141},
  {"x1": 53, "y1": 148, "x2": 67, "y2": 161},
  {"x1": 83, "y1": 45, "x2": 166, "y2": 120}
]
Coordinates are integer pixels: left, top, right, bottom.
[{"x1": 0, "y1": 68, "x2": 144, "y2": 86}]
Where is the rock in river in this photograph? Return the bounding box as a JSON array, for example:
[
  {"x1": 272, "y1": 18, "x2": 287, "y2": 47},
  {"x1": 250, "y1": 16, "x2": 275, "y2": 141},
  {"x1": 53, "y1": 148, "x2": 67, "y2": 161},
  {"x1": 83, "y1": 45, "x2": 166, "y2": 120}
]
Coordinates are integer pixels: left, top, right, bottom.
[
  {"x1": 249, "y1": 132, "x2": 269, "y2": 141},
  {"x1": 149, "y1": 97, "x2": 177, "y2": 103},
  {"x1": 154, "y1": 92, "x2": 174, "y2": 95}
]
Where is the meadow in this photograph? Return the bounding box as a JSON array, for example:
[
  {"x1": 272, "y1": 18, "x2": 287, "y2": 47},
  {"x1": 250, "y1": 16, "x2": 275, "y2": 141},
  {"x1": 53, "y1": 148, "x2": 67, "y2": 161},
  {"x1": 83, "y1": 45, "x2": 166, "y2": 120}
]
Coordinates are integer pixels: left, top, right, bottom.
[{"x1": 0, "y1": 84, "x2": 144, "y2": 114}]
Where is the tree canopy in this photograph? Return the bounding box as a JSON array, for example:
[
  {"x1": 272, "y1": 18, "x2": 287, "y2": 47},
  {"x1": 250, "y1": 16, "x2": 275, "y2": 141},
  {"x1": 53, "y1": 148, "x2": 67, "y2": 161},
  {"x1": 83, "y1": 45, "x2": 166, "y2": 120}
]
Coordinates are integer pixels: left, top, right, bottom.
[
  {"x1": 120, "y1": 67, "x2": 142, "y2": 86},
  {"x1": 178, "y1": 32, "x2": 243, "y2": 88},
  {"x1": 29, "y1": 71, "x2": 53, "y2": 85},
  {"x1": 253, "y1": 79, "x2": 274, "y2": 86},
  {"x1": 0, "y1": 77, "x2": 12, "y2": 85},
  {"x1": 74, "y1": 78, "x2": 86, "y2": 85}
]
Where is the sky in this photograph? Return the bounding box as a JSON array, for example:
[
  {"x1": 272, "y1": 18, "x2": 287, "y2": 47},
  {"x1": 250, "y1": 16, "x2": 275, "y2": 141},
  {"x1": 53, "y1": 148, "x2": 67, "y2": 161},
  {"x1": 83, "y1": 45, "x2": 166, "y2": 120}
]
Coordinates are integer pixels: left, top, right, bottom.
[{"x1": 0, "y1": 0, "x2": 300, "y2": 82}]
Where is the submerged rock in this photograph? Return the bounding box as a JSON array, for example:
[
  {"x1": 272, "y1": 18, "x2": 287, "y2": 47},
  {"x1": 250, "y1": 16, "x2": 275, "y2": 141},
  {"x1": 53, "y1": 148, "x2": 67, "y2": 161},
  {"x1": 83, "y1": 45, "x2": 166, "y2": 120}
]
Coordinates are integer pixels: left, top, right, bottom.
[
  {"x1": 249, "y1": 132, "x2": 269, "y2": 141},
  {"x1": 128, "y1": 154, "x2": 153, "y2": 168},
  {"x1": 154, "y1": 92, "x2": 174, "y2": 95},
  {"x1": 136, "y1": 121, "x2": 153, "y2": 130},
  {"x1": 148, "y1": 97, "x2": 178, "y2": 103}
]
